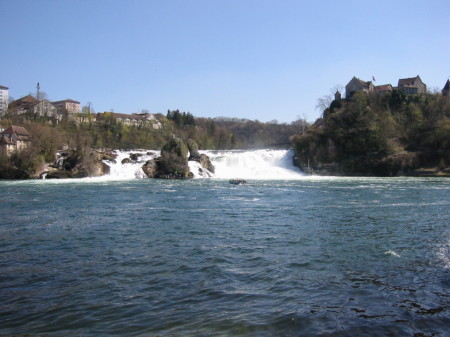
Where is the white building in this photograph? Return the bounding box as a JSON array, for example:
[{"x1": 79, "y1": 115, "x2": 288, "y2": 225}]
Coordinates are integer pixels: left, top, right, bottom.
[{"x1": 0, "y1": 85, "x2": 9, "y2": 116}]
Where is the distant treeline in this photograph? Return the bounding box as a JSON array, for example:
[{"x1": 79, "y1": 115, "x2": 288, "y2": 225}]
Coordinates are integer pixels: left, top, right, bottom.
[{"x1": 165, "y1": 110, "x2": 307, "y2": 149}]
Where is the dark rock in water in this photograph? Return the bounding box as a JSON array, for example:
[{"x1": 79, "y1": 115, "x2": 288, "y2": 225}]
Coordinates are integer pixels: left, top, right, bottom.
[
  {"x1": 129, "y1": 153, "x2": 143, "y2": 162},
  {"x1": 45, "y1": 170, "x2": 74, "y2": 179},
  {"x1": 186, "y1": 139, "x2": 215, "y2": 173},
  {"x1": 142, "y1": 159, "x2": 158, "y2": 178},
  {"x1": 187, "y1": 139, "x2": 201, "y2": 160},
  {"x1": 161, "y1": 138, "x2": 189, "y2": 159},
  {"x1": 45, "y1": 149, "x2": 111, "y2": 179},
  {"x1": 63, "y1": 151, "x2": 81, "y2": 171},
  {"x1": 199, "y1": 153, "x2": 215, "y2": 173},
  {"x1": 101, "y1": 150, "x2": 117, "y2": 162},
  {"x1": 121, "y1": 158, "x2": 132, "y2": 164},
  {"x1": 229, "y1": 179, "x2": 247, "y2": 185},
  {"x1": 89, "y1": 150, "x2": 111, "y2": 177},
  {"x1": 142, "y1": 138, "x2": 192, "y2": 179},
  {"x1": 100, "y1": 161, "x2": 110, "y2": 175},
  {"x1": 159, "y1": 138, "x2": 190, "y2": 178}
]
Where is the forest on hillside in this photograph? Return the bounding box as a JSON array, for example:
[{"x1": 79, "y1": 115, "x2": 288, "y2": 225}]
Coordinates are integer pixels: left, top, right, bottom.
[
  {"x1": 0, "y1": 110, "x2": 307, "y2": 178},
  {"x1": 293, "y1": 90, "x2": 450, "y2": 176}
]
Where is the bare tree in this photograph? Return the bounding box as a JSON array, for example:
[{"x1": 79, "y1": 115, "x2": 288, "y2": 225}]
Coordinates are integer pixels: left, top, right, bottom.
[
  {"x1": 316, "y1": 95, "x2": 333, "y2": 112},
  {"x1": 331, "y1": 84, "x2": 344, "y2": 96},
  {"x1": 316, "y1": 84, "x2": 344, "y2": 113},
  {"x1": 291, "y1": 115, "x2": 309, "y2": 133}
]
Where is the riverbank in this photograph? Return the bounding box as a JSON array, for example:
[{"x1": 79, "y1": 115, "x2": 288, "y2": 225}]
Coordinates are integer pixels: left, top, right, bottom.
[{"x1": 294, "y1": 151, "x2": 450, "y2": 177}]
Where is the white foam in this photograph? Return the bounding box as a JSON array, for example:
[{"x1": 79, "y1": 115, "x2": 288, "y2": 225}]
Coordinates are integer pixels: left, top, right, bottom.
[
  {"x1": 436, "y1": 237, "x2": 450, "y2": 269},
  {"x1": 103, "y1": 150, "x2": 159, "y2": 180},
  {"x1": 104, "y1": 149, "x2": 307, "y2": 180},
  {"x1": 384, "y1": 250, "x2": 401, "y2": 257},
  {"x1": 203, "y1": 149, "x2": 306, "y2": 180}
]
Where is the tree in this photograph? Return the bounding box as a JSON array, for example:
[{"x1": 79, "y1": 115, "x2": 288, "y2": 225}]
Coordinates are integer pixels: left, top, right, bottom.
[
  {"x1": 291, "y1": 116, "x2": 309, "y2": 134},
  {"x1": 81, "y1": 102, "x2": 95, "y2": 127},
  {"x1": 182, "y1": 112, "x2": 195, "y2": 126},
  {"x1": 316, "y1": 85, "x2": 344, "y2": 115}
]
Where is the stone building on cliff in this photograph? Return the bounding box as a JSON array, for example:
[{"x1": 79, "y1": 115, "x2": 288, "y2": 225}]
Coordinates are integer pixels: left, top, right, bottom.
[
  {"x1": 345, "y1": 77, "x2": 375, "y2": 98},
  {"x1": 345, "y1": 75, "x2": 428, "y2": 98},
  {"x1": 398, "y1": 75, "x2": 427, "y2": 95}
]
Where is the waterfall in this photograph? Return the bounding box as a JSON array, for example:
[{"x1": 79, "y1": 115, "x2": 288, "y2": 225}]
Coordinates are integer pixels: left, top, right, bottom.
[
  {"x1": 202, "y1": 149, "x2": 305, "y2": 180},
  {"x1": 104, "y1": 150, "x2": 160, "y2": 180},
  {"x1": 103, "y1": 149, "x2": 305, "y2": 180}
]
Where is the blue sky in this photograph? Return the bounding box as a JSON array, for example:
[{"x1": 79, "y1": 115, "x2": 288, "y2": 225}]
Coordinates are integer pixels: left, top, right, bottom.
[{"x1": 1, "y1": 0, "x2": 449, "y2": 123}]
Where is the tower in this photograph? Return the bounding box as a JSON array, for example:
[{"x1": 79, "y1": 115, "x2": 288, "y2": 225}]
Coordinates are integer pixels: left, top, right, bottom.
[
  {"x1": 334, "y1": 90, "x2": 342, "y2": 101},
  {"x1": 36, "y1": 82, "x2": 40, "y2": 100}
]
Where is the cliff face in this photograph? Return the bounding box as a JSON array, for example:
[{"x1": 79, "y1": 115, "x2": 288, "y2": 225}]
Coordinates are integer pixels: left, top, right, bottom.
[
  {"x1": 294, "y1": 91, "x2": 450, "y2": 176},
  {"x1": 0, "y1": 148, "x2": 113, "y2": 180},
  {"x1": 41, "y1": 149, "x2": 113, "y2": 179}
]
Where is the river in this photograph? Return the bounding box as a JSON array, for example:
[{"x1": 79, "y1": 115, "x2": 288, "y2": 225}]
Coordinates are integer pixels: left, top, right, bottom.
[{"x1": 0, "y1": 150, "x2": 449, "y2": 336}]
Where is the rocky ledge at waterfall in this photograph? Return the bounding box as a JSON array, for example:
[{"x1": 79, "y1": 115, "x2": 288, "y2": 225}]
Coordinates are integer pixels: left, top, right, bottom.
[
  {"x1": 40, "y1": 149, "x2": 115, "y2": 179},
  {"x1": 187, "y1": 139, "x2": 215, "y2": 174},
  {"x1": 142, "y1": 138, "x2": 214, "y2": 179},
  {"x1": 4, "y1": 137, "x2": 214, "y2": 180}
]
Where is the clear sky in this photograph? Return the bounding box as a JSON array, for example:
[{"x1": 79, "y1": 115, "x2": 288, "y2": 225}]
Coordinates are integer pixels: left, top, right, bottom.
[{"x1": 1, "y1": 0, "x2": 449, "y2": 123}]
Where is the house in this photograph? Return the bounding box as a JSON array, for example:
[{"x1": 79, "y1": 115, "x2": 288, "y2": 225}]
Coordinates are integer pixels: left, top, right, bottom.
[
  {"x1": 9, "y1": 95, "x2": 60, "y2": 121},
  {"x1": 33, "y1": 99, "x2": 59, "y2": 120},
  {"x1": 97, "y1": 112, "x2": 162, "y2": 129},
  {"x1": 0, "y1": 85, "x2": 9, "y2": 116},
  {"x1": 8, "y1": 95, "x2": 38, "y2": 115},
  {"x1": 442, "y1": 79, "x2": 450, "y2": 96},
  {"x1": 375, "y1": 84, "x2": 393, "y2": 95},
  {"x1": 0, "y1": 125, "x2": 31, "y2": 157},
  {"x1": 132, "y1": 112, "x2": 162, "y2": 129},
  {"x1": 345, "y1": 77, "x2": 375, "y2": 98},
  {"x1": 52, "y1": 99, "x2": 81, "y2": 115},
  {"x1": 398, "y1": 75, "x2": 427, "y2": 95}
]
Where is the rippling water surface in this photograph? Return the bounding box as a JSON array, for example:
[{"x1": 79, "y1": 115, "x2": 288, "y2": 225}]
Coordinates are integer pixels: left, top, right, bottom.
[{"x1": 0, "y1": 177, "x2": 449, "y2": 336}]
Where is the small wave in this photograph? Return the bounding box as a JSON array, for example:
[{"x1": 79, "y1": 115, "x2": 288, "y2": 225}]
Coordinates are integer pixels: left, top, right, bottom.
[
  {"x1": 436, "y1": 237, "x2": 450, "y2": 269},
  {"x1": 384, "y1": 250, "x2": 401, "y2": 257}
]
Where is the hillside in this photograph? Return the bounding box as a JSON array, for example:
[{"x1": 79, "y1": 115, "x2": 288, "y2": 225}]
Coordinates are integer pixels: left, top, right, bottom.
[
  {"x1": 293, "y1": 90, "x2": 450, "y2": 176},
  {"x1": 0, "y1": 110, "x2": 306, "y2": 179}
]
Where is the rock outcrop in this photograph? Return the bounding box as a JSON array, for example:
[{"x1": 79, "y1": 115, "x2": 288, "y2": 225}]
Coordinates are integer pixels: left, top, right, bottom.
[
  {"x1": 198, "y1": 153, "x2": 215, "y2": 173},
  {"x1": 42, "y1": 148, "x2": 113, "y2": 179},
  {"x1": 142, "y1": 138, "x2": 193, "y2": 179},
  {"x1": 187, "y1": 139, "x2": 201, "y2": 160},
  {"x1": 187, "y1": 138, "x2": 215, "y2": 173}
]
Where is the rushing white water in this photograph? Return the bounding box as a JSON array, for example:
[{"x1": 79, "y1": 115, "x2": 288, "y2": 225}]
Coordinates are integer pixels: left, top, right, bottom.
[
  {"x1": 103, "y1": 149, "x2": 305, "y2": 180},
  {"x1": 202, "y1": 149, "x2": 305, "y2": 180},
  {"x1": 105, "y1": 150, "x2": 160, "y2": 180}
]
